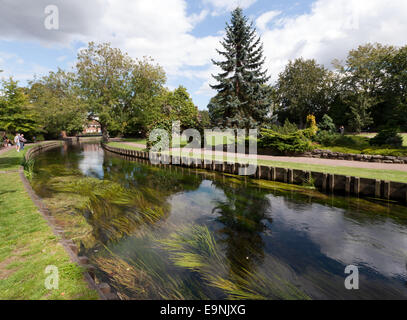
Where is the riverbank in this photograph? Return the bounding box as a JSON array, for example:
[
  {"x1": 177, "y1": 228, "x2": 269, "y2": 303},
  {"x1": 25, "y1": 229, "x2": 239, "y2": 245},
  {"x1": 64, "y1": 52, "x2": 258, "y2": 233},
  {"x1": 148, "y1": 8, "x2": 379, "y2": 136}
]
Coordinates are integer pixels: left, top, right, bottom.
[
  {"x1": 0, "y1": 143, "x2": 99, "y2": 300},
  {"x1": 106, "y1": 140, "x2": 407, "y2": 184}
]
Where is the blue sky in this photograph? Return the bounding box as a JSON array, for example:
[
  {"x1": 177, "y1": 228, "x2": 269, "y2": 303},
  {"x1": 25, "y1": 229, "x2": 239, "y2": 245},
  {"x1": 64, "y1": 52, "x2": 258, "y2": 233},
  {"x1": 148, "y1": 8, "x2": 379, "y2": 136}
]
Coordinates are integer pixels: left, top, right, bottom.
[{"x1": 1, "y1": 0, "x2": 407, "y2": 110}]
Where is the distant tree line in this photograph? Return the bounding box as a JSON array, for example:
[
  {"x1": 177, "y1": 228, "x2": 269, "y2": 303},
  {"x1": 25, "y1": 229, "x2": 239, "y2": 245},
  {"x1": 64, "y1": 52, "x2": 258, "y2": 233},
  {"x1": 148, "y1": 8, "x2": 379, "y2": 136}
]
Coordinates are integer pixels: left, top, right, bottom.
[{"x1": 0, "y1": 42, "x2": 200, "y2": 141}]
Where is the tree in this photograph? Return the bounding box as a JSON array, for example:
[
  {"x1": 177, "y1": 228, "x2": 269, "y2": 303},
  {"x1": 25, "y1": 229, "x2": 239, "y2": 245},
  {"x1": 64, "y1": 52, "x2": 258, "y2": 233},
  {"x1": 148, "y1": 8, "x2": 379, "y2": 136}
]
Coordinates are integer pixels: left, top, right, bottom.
[
  {"x1": 198, "y1": 110, "x2": 211, "y2": 129},
  {"x1": 124, "y1": 57, "x2": 166, "y2": 136},
  {"x1": 274, "y1": 58, "x2": 337, "y2": 128},
  {"x1": 381, "y1": 45, "x2": 407, "y2": 130},
  {"x1": 208, "y1": 7, "x2": 272, "y2": 129},
  {"x1": 0, "y1": 78, "x2": 38, "y2": 136},
  {"x1": 29, "y1": 69, "x2": 87, "y2": 138},
  {"x1": 76, "y1": 42, "x2": 137, "y2": 140},
  {"x1": 145, "y1": 86, "x2": 200, "y2": 135},
  {"x1": 333, "y1": 43, "x2": 396, "y2": 132}
]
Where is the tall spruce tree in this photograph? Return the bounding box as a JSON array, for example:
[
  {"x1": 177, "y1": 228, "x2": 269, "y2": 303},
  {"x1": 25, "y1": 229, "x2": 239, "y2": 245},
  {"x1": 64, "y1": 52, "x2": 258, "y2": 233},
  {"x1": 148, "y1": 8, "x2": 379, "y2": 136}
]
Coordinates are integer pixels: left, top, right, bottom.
[{"x1": 208, "y1": 7, "x2": 272, "y2": 129}]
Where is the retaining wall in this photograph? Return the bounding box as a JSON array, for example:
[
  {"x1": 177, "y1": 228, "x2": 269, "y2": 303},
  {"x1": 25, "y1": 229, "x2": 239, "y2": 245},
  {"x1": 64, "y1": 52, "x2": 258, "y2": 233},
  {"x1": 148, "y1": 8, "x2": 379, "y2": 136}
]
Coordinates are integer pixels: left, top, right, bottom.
[
  {"x1": 102, "y1": 143, "x2": 407, "y2": 204},
  {"x1": 306, "y1": 149, "x2": 407, "y2": 164}
]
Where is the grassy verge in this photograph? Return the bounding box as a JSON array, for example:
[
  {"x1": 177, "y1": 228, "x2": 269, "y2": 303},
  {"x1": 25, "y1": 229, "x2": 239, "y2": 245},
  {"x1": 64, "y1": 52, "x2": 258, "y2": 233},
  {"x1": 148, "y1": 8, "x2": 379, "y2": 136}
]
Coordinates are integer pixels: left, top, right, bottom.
[
  {"x1": 0, "y1": 144, "x2": 98, "y2": 300},
  {"x1": 318, "y1": 134, "x2": 407, "y2": 157},
  {"x1": 106, "y1": 142, "x2": 407, "y2": 183}
]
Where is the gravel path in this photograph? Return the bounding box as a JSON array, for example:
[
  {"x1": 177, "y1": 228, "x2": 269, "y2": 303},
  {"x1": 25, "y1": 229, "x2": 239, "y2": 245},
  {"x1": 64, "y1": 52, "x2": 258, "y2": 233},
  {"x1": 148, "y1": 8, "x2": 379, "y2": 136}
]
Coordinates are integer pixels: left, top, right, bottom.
[{"x1": 123, "y1": 142, "x2": 407, "y2": 172}]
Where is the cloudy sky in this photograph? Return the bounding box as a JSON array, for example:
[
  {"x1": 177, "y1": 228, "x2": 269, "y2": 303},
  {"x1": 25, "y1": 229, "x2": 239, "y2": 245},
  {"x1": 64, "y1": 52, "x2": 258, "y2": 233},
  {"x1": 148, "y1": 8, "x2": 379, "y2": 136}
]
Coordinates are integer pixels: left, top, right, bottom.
[{"x1": 1, "y1": 0, "x2": 407, "y2": 109}]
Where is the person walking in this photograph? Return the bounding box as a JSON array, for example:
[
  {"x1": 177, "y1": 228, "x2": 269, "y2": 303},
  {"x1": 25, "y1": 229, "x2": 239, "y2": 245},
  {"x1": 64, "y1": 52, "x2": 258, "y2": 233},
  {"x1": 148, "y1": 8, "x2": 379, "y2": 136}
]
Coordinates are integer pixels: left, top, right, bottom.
[
  {"x1": 14, "y1": 133, "x2": 21, "y2": 152},
  {"x1": 19, "y1": 134, "x2": 26, "y2": 151}
]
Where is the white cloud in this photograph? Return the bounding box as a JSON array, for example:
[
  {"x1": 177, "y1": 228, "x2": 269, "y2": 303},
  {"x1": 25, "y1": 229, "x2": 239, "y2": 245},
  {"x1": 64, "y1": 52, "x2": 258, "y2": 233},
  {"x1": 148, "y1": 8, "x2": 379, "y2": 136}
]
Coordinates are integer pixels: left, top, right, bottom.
[
  {"x1": 256, "y1": 10, "x2": 281, "y2": 32},
  {"x1": 259, "y1": 0, "x2": 407, "y2": 83},
  {"x1": 203, "y1": 0, "x2": 257, "y2": 14}
]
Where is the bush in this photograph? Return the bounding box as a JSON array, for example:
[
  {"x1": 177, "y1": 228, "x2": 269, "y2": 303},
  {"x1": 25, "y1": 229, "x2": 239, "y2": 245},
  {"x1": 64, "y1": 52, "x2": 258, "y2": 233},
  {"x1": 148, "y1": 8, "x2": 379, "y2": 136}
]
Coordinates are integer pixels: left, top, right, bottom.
[
  {"x1": 370, "y1": 128, "x2": 403, "y2": 147},
  {"x1": 306, "y1": 115, "x2": 318, "y2": 136},
  {"x1": 314, "y1": 130, "x2": 340, "y2": 145},
  {"x1": 319, "y1": 115, "x2": 336, "y2": 133},
  {"x1": 268, "y1": 119, "x2": 298, "y2": 135},
  {"x1": 259, "y1": 129, "x2": 313, "y2": 155}
]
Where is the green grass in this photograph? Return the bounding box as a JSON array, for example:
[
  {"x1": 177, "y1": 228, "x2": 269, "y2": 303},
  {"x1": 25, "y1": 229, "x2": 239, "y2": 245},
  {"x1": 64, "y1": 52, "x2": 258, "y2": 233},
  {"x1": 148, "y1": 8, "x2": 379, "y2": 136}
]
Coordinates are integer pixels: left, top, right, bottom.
[
  {"x1": 0, "y1": 144, "x2": 98, "y2": 300},
  {"x1": 319, "y1": 134, "x2": 407, "y2": 156}
]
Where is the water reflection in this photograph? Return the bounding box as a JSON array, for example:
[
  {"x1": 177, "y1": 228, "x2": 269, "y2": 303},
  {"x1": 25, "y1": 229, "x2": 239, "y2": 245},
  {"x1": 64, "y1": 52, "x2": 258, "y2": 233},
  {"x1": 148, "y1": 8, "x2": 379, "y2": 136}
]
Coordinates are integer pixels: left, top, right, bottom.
[{"x1": 31, "y1": 143, "x2": 407, "y2": 299}]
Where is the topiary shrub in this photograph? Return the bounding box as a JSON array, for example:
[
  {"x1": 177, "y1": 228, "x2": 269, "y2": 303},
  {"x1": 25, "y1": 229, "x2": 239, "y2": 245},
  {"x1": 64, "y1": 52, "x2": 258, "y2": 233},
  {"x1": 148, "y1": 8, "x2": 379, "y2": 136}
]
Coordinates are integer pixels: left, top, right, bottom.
[
  {"x1": 258, "y1": 129, "x2": 313, "y2": 155},
  {"x1": 370, "y1": 128, "x2": 403, "y2": 147}
]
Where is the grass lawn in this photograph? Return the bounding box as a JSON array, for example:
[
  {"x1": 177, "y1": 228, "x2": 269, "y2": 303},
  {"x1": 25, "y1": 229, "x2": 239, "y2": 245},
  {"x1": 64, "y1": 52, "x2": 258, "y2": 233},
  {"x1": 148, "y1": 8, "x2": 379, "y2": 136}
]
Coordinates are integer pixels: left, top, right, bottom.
[
  {"x1": 319, "y1": 134, "x2": 407, "y2": 156},
  {"x1": 0, "y1": 144, "x2": 98, "y2": 300},
  {"x1": 106, "y1": 141, "x2": 407, "y2": 183}
]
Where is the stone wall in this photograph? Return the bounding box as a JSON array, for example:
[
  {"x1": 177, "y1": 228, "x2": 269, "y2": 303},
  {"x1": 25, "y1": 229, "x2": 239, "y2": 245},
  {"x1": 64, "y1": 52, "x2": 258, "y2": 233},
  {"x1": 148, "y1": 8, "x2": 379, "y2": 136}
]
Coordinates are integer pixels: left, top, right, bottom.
[
  {"x1": 306, "y1": 149, "x2": 407, "y2": 164},
  {"x1": 102, "y1": 144, "x2": 407, "y2": 204}
]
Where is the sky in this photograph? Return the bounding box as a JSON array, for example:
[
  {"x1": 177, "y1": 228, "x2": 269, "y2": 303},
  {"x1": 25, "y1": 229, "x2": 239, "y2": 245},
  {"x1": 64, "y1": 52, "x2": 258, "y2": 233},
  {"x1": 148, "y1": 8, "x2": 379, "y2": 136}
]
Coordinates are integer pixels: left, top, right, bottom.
[{"x1": 0, "y1": 0, "x2": 407, "y2": 110}]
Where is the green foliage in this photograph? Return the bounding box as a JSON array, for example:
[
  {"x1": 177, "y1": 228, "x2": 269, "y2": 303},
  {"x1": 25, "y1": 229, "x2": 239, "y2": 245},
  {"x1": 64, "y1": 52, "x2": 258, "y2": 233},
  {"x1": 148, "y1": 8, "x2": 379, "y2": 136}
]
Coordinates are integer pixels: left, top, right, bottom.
[
  {"x1": 29, "y1": 70, "x2": 87, "y2": 138},
  {"x1": 334, "y1": 43, "x2": 397, "y2": 132},
  {"x1": 0, "y1": 78, "x2": 39, "y2": 137},
  {"x1": 208, "y1": 8, "x2": 272, "y2": 129},
  {"x1": 268, "y1": 119, "x2": 298, "y2": 135},
  {"x1": 199, "y1": 110, "x2": 211, "y2": 129},
  {"x1": 258, "y1": 129, "x2": 313, "y2": 155},
  {"x1": 274, "y1": 58, "x2": 337, "y2": 128},
  {"x1": 314, "y1": 130, "x2": 341, "y2": 145},
  {"x1": 370, "y1": 128, "x2": 403, "y2": 147},
  {"x1": 145, "y1": 86, "x2": 200, "y2": 146},
  {"x1": 319, "y1": 114, "x2": 336, "y2": 133}
]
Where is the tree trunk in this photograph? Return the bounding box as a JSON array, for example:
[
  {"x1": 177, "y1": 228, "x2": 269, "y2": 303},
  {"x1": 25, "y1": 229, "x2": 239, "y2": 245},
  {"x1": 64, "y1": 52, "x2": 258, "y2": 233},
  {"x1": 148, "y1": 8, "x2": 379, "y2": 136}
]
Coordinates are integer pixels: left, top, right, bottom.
[{"x1": 101, "y1": 124, "x2": 109, "y2": 142}]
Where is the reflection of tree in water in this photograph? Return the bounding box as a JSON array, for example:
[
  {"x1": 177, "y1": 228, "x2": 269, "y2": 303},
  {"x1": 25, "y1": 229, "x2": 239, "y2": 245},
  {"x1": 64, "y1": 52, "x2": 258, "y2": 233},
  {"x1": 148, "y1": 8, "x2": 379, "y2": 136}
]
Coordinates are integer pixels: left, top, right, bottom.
[{"x1": 211, "y1": 179, "x2": 272, "y2": 281}]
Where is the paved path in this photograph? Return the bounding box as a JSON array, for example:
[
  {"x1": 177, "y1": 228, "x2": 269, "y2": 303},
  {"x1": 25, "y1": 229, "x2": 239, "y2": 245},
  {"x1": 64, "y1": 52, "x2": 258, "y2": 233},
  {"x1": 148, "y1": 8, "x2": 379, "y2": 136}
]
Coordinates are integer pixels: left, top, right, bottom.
[
  {"x1": 0, "y1": 146, "x2": 13, "y2": 155},
  {"x1": 123, "y1": 142, "x2": 407, "y2": 172}
]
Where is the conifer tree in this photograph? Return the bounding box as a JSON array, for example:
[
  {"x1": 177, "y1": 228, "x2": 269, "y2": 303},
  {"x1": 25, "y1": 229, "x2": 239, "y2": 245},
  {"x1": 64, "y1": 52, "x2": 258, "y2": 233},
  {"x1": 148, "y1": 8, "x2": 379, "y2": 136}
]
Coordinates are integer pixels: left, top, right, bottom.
[{"x1": 208, "y1": 8, "x2": 272, "y2": 129}]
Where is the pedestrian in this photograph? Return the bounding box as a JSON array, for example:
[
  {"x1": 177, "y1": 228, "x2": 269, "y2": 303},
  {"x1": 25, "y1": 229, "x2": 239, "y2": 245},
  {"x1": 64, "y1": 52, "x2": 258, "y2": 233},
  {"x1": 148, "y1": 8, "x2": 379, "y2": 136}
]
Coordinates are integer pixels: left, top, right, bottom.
[
  {"x1": 339, "y1": 125, "x2": 345, "y2": 135},
  {"x1": 14, "y1": 133, "x2": 21, "y2": 152},
  {"x1": 19, "y1": 134, "x2": 27, "y2": 151},
  {"x1": 2, "y1": 133, "x2": 8, "y2": 148}
]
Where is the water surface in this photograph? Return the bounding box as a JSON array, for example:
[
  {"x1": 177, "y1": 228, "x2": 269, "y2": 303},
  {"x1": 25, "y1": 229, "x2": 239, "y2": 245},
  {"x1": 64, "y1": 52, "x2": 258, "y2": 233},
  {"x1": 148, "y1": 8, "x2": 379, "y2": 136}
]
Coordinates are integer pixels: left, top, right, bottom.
[{"x1": 31, "y1": 143, "x2": 407, "y2": 300}]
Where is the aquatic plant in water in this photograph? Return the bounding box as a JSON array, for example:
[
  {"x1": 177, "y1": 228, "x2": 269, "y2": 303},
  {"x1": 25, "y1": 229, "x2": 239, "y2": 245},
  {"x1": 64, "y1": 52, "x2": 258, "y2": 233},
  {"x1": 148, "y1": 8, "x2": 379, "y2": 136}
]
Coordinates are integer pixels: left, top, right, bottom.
[{"x1": 159, "y1": 225, "x2": 310, "y2": 300}]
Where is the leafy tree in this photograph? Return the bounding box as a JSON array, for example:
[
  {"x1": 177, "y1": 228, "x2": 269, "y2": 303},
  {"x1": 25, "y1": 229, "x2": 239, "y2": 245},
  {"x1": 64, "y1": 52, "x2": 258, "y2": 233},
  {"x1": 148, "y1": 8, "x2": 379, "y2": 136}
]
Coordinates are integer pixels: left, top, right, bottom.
[
  {"x1": 333, "y1": 43, "x2": 397, "y2": 132},
  {"x1": 146, "y1": 86, "x2": 199, "y2": 134},
  {"x1": 29, "y1": 69, "x2": 87, "y2": 138},
  {"x1": 122, "y1": 57, "x2": 166, "y2": 137},
  {"x1": 76, "y1": 42, "x2": 137, "y2": 140},
  {"x1": 380, "y1": 45, "x2": 407, "y2": 130},
  {"x1": 274, "y1": 58, "x2": 336, "y2": 128},
  {"x1": 0, "y1": 78, "x2": 39, "y2": 137},
  {"x1": 199, "y1": 110, "x2": 211, "y2": 129},
  {"x1": 208, "y1": 8, "x2": 272, "y2": 129}
]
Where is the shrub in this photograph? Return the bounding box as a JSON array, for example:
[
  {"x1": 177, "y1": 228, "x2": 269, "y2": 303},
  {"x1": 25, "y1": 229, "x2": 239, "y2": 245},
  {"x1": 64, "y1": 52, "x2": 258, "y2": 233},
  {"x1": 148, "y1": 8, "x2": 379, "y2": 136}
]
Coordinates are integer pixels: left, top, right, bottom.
[
  {"x1": 268, "y1": 119, "x2": 298, "y2": 135},
  {"x1": 319, "y1": 115, "x2": 336, "y2": 133},
  {"x1": 306, "y1": 115, "x2": 318, "y2": 136},
  {"x1": 314, "y1": 130, "x2": 340, "y2": 145},
  {"x1": 370, "y1": 128, "x2": 403, "y2": 147},
  {"x1": 259, "y1": 129, "x2": 313, "y2": 155}
]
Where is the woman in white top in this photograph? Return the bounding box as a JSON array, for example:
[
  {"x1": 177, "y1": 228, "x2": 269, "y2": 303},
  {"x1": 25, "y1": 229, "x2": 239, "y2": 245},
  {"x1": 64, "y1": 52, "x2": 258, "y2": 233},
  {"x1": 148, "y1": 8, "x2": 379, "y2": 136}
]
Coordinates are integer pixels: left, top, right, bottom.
[{"x1": 14, "y1": 133, "x2": 21, "y2": 152}]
